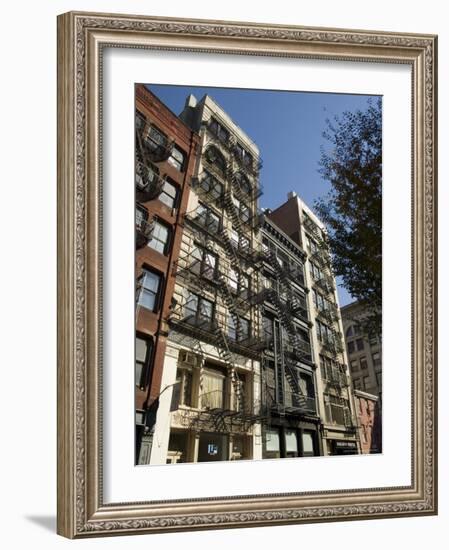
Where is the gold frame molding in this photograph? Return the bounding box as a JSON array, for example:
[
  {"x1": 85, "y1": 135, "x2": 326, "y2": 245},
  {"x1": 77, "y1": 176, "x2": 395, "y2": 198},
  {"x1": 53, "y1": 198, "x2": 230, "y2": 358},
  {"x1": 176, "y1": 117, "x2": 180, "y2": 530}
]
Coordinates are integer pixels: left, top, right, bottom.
[{"x1": 57, "y1": 11, "x2": 438, "y2": 538}]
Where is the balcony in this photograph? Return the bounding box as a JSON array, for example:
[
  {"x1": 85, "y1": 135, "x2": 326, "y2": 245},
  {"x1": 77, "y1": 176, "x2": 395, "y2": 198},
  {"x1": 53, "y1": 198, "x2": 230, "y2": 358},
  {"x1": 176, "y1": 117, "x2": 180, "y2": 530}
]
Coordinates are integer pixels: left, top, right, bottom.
[
  {"x1": 303, "y1": 215, "x2": 320, "y2": 238},
  {"x1": 138, "y1": 130, "x2": 174, "y2": 164},
  {"x1": 309, "y1": 245, "x2": 330, "y2": 268},
  {"x1": 135, "y1": 207, "x2": 154, "y2": 249},
  {"x1": 316, "y1": 303, "x2": 340, "y2": 325},
  {"x1": 191, "y1": 175, "x2": 224, "y2": 205},
  {"x1": 320, "y1": 334, "x2": 344, "y2": 355},
  {"x1": 284, "y1": 340, "x2": 313, "y2": 363},
  {"x1": 135, "y1": 160, "x2": 166, "y2": 202},
  {"x1": 313, "y1": 274, "x2": 335, "y2": 295},
  {"x1": 264, "y1": 389, "x2": 316, "y2": 416},
  {"x1": 168, "y1": 303, "x2": 263, "y2": 360},
  {"x1": 183, "y1": 209, "x2": 223, "y2": 241}
]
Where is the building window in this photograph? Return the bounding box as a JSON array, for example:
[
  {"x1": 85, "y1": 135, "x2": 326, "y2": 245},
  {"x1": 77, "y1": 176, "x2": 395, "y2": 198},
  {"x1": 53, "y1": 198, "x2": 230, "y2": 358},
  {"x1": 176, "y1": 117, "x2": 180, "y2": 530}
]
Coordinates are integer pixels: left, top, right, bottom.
[
  {"x1": 205, "y1": 145, "x2": 227, "y2": 174},
  {"x1": 175, "y1": 367, "x2": 193, "y2": 407},
  {"x1": 347, "y1": 341, "x2": 355, "y2": 354},
  {"x1": 353, "y1": 377, "x2": 362, "y2": 390},
  {"x1": 356, "y1": 338, "x2": 365, "y2": 351},
  {"x1": 228, "y1": 316, "x2": 250, "y2": 342},
  {"x1": 201, "y1": 365, "x2": 226, "y2": 409},
  {"x1": 167, "y1": 431, "x2": 189, "y2": 464},
  {"x1": 232, "y1": 195, "x2": 250, "y2": 222},
  {"x1": 325, "y1": 394, "x2": 350, "y2": 425},
  {"x1": 350, "y1": 359, "x2": 359, "y2": 372},
  {"x1": 191, "y1": 245, "x2": 218, "y2": 280},
  {"x1": 264, "y1": 428, "x2": 281, "y2": 459},
  {"x1": 135, "y1": 336, "x2": 153, "y2": 389},
  {"x1": 201, "y1": 171, "x2": 223, "y2": 200},
  {"x1": 360, "y1": 356, "x2": 368, "y2": 370},
  {"x1": 302, "y1": 431, "x2": 316, "y2": 457},
  {"x1": 363, "y1": 376, "x2": 371, "y2": 390},
  {"x1": 376, "y1": 372, "x2": 382, "y2": 388},
  {"x1": 136, "y1": 160, "x2": 160, "y2": 191},
  {"x1": 136, "y1": 204, "x2": 149, "y2": 228},
  {"x1": 231, "y1": 436, "x2": 246, "y2": 460},
  {"x1": 167, "y1": 145, "x2": 186, "y2": 171},
  {"x1": 135, "y1": 109, "x2": 146, "y2": 130},
  {"x1": 197, "y1": 202, "x2": 221, "y2": 233},
  {"x1": 346, "y1": 326, "x2": 354, "y2": 338},
  {"x1": 145, "y1": 124, "x2": 168, "y2": 153},
  {"x1": 148, "y1": 220, "x2": 171, "y2": 254},
  {"x1": 235, "y1": 142, "x2": 253, "y2": 169},
  {"x1": 158, "y1": 179, "x2": 178, "y2": 209},
  {"x1": 239, "y1": 317, "x2": 250, "y2": 341},
  {"x1": 137, "y1": 269, "x2": 162, "y2": 311},
  {"x1": 184, "y1": 292, "x2": 214, "y2": 324},
  {"x1": 229, "y1": 227, "x2": 250, "y2": 251},
  {"x1": 285, "y1": 430, "x2": 299, "y2": 458},
  {"x1": 372, "y1": 352, "x2": 381, "y2": 367},
  {"x1": 209, "y1": 117, "x2": 229, "y2": 143}
]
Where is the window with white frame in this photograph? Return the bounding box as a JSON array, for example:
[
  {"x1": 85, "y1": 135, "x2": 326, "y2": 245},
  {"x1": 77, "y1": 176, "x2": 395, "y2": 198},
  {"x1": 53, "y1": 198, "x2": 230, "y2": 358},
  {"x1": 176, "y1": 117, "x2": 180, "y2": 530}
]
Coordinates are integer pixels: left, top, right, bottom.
[
  {"x1": 201, "y1": 365, "x2": 226, "y2": 409},
  {"x1": 158, "y1": 179, "x2": 178, "y2": 209},
  {"x1": 148, "y1": 220, "x2": 170, "y2": 254},
  {"x1": 137, "y1": 269, "x2": 162, "y2": 311},
  {"x1": 167, "y1": 145, "x2": 186, "y2": 171}
]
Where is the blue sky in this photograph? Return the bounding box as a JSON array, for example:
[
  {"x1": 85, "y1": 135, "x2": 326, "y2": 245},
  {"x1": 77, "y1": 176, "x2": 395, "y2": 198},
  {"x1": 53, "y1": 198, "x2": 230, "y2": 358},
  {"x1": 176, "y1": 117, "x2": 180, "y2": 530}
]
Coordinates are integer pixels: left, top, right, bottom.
[{"x1": 147, "y1": 84, "x2": 379, "y2": 307}]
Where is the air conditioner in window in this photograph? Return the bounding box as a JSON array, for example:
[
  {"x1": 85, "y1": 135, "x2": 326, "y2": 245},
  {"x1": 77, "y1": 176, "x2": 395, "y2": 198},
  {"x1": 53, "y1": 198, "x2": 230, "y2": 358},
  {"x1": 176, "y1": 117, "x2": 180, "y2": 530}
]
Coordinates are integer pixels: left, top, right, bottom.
[{"x1": 178, "y1": 350, "x2": 199, "y2": 367}]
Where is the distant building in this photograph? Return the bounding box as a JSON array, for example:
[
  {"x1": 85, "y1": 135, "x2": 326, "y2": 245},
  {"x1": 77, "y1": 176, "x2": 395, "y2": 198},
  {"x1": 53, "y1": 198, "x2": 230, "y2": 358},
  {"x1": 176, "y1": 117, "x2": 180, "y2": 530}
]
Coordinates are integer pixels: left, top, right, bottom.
[
  {"x1": 341, "y1": 300, "x2": 382, "y2": 453},
  {"x1": 268, "y1": 193, "x2": 360, "y2": 456},
  {"x1": 353, "y1": 390, "x2": 382, "y2": 453},
  {"x1": 258, "y1": 215, "x2": 322, "y2": 458},
  {"x1": 134, "y1": 85, "x2": 200, "y2": 464},
  {"x1": 341, "y1": 301, "x2": 382, "y2": 398}
]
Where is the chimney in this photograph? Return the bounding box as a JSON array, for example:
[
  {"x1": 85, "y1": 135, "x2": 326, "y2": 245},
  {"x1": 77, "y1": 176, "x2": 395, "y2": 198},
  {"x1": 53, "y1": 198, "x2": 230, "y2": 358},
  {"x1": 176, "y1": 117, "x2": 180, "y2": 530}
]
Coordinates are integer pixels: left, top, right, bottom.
[{"x1": 287, "y1": 191, "x2": 297, "y2": 200}]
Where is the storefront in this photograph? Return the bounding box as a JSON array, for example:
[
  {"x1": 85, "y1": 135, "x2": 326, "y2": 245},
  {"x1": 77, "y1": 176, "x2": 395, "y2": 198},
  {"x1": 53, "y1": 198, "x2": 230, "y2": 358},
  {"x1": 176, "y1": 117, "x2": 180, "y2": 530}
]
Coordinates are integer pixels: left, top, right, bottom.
[{"x1": 263, "y1": 422, "x2": 321, "y2": 459}]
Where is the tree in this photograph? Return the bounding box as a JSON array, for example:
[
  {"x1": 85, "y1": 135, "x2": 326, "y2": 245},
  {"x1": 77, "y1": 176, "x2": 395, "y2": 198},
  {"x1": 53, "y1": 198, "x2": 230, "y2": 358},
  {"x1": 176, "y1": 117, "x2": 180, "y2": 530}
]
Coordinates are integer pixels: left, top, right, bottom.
[{"x1": 315, "y1": 98, "x2": 382, "y2": 336}]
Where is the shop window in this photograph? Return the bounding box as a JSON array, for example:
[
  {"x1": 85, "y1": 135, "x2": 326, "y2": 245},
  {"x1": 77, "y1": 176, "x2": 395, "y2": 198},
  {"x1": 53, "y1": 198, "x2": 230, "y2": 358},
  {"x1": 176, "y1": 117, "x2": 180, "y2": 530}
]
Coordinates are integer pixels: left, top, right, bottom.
[
  {"x1": 264, "y1": 428, "x2": 281, "y2": 459},
  {"x1": 302, "y1": 431, "x2": 316, "y2": 457}
]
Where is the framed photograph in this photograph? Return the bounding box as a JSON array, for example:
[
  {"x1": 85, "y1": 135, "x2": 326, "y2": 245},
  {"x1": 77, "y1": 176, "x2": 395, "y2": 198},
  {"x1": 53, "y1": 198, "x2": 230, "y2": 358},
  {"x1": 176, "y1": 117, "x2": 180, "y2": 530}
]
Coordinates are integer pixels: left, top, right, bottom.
[{"x1": 57, "y1": 11, "x2": 437, "y2": 538}]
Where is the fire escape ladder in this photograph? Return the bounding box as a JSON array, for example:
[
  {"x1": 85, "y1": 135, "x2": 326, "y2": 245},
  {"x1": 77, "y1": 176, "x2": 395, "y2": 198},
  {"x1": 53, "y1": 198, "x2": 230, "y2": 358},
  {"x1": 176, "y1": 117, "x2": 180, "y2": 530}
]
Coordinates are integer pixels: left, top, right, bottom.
[
  {"x1": 217, "y1": 228, "x2": 243, "y2": 273},
  {"x1": 135, "y1": 205, "x2": 155, "y2": 250},
  {"x1": 222, "y1": 188, "x2": 243, "y2": 233}
]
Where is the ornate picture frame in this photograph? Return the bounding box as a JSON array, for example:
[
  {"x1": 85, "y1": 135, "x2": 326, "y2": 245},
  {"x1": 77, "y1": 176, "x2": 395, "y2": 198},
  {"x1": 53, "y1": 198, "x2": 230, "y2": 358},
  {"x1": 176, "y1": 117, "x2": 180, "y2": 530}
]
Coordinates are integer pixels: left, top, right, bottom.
[{"x1": 57, "y1": 11, "x2": 437, "y2": 538}]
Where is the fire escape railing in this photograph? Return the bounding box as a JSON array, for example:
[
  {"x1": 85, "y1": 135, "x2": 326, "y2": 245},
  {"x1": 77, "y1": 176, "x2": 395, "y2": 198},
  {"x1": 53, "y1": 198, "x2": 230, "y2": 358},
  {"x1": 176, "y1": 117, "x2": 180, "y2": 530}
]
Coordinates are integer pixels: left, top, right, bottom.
[{"x1": 136, "y1": 205, "x2": 154, "y2": 249}]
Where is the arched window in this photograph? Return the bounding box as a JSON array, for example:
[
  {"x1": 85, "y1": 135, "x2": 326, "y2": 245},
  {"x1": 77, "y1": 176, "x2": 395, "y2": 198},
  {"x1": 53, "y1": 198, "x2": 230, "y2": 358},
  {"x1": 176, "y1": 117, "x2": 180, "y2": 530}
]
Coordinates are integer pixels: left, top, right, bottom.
[{"x1": 346, "y1": 326, "x2": 354, "y2": 338}]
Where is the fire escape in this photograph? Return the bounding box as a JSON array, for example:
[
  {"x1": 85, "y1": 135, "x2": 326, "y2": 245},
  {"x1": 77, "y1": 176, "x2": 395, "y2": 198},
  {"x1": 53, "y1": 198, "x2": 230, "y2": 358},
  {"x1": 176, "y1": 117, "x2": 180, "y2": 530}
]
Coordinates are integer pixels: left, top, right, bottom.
[
  {"x1": 255, "y1": 238, "x2": 316, "y2": 419},
  {"x1": 135, "y1": 114, "x2": 173, "y2": 249},
  {"x1": 168, "y1": 125, "x2": 267, "y2": 434},
  {"x1": 303, "y1": 214, "x2": 356, "y2": 431}
]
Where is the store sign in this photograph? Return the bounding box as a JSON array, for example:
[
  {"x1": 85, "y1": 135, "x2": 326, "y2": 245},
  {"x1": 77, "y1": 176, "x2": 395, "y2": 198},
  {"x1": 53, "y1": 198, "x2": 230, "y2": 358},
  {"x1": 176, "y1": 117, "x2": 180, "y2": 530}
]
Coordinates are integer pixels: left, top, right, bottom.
[
  {"x1": 207, "y1": 443, "x2": 218, "y2": 456},
  {"x1": 334, "y1": 441, "x2": 357, "y2": 449}
]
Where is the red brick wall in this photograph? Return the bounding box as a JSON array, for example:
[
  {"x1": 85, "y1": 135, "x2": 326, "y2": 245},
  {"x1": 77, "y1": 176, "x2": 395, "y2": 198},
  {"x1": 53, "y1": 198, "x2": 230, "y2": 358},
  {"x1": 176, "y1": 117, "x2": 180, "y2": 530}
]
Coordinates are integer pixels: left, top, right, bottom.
[{"x1": 135, "y1": 84, "x2": 200, "y2": 411}]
